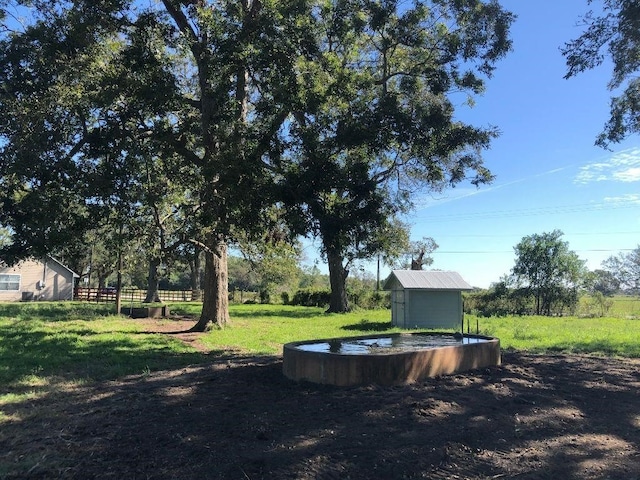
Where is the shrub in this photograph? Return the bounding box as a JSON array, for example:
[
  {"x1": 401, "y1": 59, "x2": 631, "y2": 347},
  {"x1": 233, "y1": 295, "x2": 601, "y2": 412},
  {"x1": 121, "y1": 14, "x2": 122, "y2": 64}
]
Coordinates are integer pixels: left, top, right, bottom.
[
  {"x1": 291, "y1": 288, "x2": 331, "y2": 307},
  {"x1": 259, "y1": 289, "x2": 271, "y2": 304},
  {"x1": 465, "y1": 285, "x2": 581, "y2": 317},
  {"x1": 348, "y1": 290, "x2": 390, "y2": 309},
  {"x1": 280, "y1": 291, "x2": 290, "y2": 305},
  {"x1": 291, "y1": 288, "x2": 389, "y2": 309}
]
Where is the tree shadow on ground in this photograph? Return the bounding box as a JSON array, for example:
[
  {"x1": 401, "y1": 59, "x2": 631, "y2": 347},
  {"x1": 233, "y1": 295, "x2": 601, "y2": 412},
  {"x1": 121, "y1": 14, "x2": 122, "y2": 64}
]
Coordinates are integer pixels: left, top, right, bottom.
[
  {"x1": 3, "y1": 351, "x2": 640, "y2": 479},
  {"x1": 0, "y1": 321, "x2": 207, "y2": 386},
  {"x1": 231, "y1": 308, "x2": 324, "y2": 319},
  {"x1": 0, "y1": 302, "x2": 115, "y2": 321}
]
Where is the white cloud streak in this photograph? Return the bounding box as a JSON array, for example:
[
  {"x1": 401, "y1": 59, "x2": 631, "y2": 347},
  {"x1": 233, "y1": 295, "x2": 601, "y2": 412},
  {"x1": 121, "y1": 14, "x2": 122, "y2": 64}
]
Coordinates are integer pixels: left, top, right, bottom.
[
  {"x1": 417, "y1": 164, "x2": 574, "y2": 209},
  {"x1": 603, "y1": 193, "x2": 640, "y2": 205},
  {"x1": 575, "y1": 148, "x2": 640, "y2": 184}
]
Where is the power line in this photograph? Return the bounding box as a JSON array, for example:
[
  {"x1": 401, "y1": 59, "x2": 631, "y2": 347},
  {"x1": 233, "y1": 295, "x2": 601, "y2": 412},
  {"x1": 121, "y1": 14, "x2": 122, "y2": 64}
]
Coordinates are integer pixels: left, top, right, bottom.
[
  {"x1": 432, "y1": 231, "x2": 640, "y2": 238},
  {"x1": 434, "y1": 248, "x2": 636, "y2": 255}
]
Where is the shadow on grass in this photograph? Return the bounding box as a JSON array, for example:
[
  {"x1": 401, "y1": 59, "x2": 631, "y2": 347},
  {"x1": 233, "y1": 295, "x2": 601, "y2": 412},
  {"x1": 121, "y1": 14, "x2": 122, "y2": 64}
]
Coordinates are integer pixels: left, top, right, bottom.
[
  {"x1": 0, "y1": 302, "x2": 116, "y2": 322},
  {"x1": 0, "y1": 321, "x2": 208, "y2": 387},
  {"x1": 545, "y1": 340, "x2": 640, "y2": 358},
  {"x1": 341, "y1": 320, "x2": 395, "y2": 332},
  {"x1": 230, "y1": 308, "x2": 324, "y2": 319}
]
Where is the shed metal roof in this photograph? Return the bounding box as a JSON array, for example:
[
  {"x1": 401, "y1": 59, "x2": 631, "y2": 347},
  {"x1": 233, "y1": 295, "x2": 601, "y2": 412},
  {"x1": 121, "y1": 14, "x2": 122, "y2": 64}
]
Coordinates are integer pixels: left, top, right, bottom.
[{"x1": 383, "y1": 270, "x2": 473, "y2": 291}]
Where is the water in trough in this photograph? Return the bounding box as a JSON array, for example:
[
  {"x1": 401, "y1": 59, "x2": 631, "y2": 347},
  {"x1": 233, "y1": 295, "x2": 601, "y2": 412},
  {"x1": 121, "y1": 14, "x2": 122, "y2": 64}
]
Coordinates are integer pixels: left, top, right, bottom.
[{"x1": 296, "y1": 333, "x2": 490, "y2": 355}]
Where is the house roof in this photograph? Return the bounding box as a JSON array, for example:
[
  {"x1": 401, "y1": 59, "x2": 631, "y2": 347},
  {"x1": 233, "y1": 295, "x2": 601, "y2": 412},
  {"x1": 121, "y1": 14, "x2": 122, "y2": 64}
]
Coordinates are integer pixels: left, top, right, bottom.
[
  {"x1": 0, "y1": 256, "x2": 79, "y2": 277},
  {"x1": 48, "y1": 256, "x2": 80, "y2": 278},
  {"x1": 383, "y1": 270, "x2": 473, "y2": 291}
]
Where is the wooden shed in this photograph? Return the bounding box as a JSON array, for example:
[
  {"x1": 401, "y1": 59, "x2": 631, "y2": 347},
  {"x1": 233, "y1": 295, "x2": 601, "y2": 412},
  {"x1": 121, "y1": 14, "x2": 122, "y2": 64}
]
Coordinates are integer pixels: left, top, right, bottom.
[
  {"x1": 0, "y1": 257, "x2": 79, "y2": 302},
  {"x1": 383, "y1": 270, "x2": 473, "y2": 330}
]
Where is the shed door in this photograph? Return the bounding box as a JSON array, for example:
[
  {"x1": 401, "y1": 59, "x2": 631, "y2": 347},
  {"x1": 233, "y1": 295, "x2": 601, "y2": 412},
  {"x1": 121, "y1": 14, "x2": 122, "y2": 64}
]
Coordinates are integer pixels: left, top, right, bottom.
[{"x1": 391, "y1": 290, "x2": 405, "y2": 328}]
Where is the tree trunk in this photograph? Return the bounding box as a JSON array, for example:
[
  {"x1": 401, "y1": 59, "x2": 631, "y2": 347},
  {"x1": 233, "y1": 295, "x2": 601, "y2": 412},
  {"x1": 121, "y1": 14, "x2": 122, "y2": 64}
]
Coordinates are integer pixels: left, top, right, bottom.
[
  {"x1": 190, "y1": 240, "x2": 229, "y2": 331},
  {"x1": 189, "y1": 248, "x2": 202, "y2": 301},
  {"x1": 410, "y1": 253, "x2": 424, "y2": 270},
  {"x1": 115, "y1": 248, "x2": 123, "y2": 315},
  {"x1": 144, "y1": 257, "x2": 162, "y2": 303},
  {"x1": 96, "y1": 275, "x2": 108, "y2": 302},
  {"x1": 326, "y1": 249, "x2": 350, "y2": 313}
]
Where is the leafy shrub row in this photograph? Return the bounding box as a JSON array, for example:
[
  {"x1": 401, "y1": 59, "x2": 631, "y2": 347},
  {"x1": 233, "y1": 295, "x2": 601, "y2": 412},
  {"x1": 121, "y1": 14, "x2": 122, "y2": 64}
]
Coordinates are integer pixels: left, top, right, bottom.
[
  {"x1": 287, "y1": 288, "x2": 390, "y2": 309},
  {"x1": 465, "y1": 285, "x2": 581, "y2": 317},
  {"x1": 289, "y1": 289, "x2": 332, "y2": 307}
]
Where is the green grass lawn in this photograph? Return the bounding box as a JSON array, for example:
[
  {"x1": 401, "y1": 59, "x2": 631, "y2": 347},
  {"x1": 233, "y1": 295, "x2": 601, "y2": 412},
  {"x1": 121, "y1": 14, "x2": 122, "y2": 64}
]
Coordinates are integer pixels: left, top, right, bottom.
[
  {"x1": 1, "y1": 300, "x2": 639, "y2": 423},
  {"x1": 173, "y1": 303, "x2": 403, "y2": 354},
  {"x1": 172, "y1": 301, "x2": 640, "y2": 358},
  {"x1": 0, "y1": 302, "x2": 207, "y2": 417},
  {"x1": 473, "y1": 314, "x2": 640, "y2": 357}
]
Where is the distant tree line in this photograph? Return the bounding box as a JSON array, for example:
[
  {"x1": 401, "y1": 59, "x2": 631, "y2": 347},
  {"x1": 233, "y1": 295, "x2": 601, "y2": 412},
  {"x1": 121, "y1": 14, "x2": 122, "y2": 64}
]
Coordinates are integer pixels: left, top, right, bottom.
[
  {"x1": 466, "y1": 231, "x2": 640, "y2": 317},
  {"x1": 70, "y1": 226, "x2": 639, "y2": 315}
]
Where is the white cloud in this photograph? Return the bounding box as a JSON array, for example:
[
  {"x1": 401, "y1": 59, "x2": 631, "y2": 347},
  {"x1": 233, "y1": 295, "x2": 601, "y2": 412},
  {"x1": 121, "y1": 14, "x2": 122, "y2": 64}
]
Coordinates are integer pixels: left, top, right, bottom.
[
  {"x1": 575, "y1": 148, "x2": 640, "y2": 184},
  {"x1": 603, "y1": 193, "x2": 640, "y2": 205},
  {"x1": 613, "y1": 167, "x2": 640, "y2": 182}
]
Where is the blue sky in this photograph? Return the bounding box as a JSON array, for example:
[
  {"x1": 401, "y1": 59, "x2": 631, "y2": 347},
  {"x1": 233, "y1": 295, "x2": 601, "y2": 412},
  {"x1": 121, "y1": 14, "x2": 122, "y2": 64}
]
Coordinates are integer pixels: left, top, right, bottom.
[
  {"x1": 401, "y1": 0, "x2": 640, "y2": 288},
  {"x1": 305, "y1": 0, "x2": 640, "y2": 288},
  {"x1": 4, "y1": 1, "x2": 637, "y2": 289}
]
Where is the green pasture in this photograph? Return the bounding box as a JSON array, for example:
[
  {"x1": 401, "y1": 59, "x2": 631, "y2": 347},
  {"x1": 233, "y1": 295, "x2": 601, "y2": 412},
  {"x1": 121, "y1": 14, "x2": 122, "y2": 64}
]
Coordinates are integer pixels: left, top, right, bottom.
[
  {"x1": 1, "y1": 299, "x2": 639, "y2": 422},
  {"x1": 0, "y1": 302, "x2": 204, "y2": 424},
  {"x1": 474, "y1": 314, "x2": 640, "y2": 357},
  {"x1": 583, "y1": 294, "x2": 640, "y2": 318},
  {"x1": 171, "y1": 302, "x2": 401, "y2": 354}
]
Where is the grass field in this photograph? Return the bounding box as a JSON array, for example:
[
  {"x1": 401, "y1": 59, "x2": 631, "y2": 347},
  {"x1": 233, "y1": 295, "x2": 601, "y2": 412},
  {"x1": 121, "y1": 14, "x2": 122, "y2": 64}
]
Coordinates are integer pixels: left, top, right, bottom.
[
  {"x1": 171, "y1": 301, "x2": 640, "y2": 358},
  {"x1": 1, "y1": 299, "x2": 639, "y2": 421},
  {"x1": 578, "y1": 294, "x2": 640, "y2": 318},
  {"x1": 172, "y1": 302, "x2": 404, "y2": 354},
  {"x1": 474, "y1": 314, "x2": 640, "y2": 357}
]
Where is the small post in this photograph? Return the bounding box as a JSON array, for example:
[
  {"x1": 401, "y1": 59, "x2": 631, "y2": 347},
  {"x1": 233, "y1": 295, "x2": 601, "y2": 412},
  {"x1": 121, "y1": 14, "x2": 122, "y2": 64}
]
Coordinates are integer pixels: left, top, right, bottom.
[{"x1": 115, "y1": 223, "x2": 123, "y2": 315}]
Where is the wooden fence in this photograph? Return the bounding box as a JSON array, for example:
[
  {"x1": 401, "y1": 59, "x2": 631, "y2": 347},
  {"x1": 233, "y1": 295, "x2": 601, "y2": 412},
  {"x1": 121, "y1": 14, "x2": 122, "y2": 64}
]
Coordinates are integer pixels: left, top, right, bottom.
[{"x1": 74, "y1": 287, "x2": 198, "y2": 303}]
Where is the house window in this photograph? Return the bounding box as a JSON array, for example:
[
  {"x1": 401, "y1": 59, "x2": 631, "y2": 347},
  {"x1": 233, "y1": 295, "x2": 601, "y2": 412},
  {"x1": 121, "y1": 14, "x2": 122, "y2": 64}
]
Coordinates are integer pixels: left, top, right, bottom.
[{"x1": 0, "y1": 274, "x2": 20, "y2": 291}]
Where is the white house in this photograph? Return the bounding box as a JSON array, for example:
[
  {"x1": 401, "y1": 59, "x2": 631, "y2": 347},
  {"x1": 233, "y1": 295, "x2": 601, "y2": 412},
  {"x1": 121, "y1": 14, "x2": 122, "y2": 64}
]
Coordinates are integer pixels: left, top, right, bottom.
[
  {"x1": 0, "y1": 257, "x2": 79, "y2": 302},
  {"x1": 383, "y1": 270, "x2": 473, "y2": 329}
]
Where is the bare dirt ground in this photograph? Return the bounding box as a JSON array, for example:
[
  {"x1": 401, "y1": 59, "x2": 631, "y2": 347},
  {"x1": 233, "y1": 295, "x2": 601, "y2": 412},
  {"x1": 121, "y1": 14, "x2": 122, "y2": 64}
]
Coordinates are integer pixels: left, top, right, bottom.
[{"x1": 3, "y1": 318, "x2": 640, "y2": 479}]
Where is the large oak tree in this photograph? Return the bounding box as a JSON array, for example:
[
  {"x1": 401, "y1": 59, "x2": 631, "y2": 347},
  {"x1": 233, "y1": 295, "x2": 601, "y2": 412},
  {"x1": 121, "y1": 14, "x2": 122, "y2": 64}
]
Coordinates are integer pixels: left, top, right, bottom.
[
  {"x1": 1, "y1": 0, "x2": 513, "y2": 320},
  {"x1": 0, "y1": 0, "x2": 310, "y2": 329},
  {"x1": 279, "y1": 0, "x2": 514, "y2": 312}
]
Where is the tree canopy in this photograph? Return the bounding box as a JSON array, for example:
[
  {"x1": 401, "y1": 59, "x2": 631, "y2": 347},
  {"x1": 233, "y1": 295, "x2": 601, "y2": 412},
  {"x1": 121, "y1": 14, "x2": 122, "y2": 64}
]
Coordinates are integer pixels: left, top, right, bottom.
[
  {"x1": 562, "y1": 0, "x2": 640, "y2": 147},
  {"x1": 0, "y1": 0, "x2": 310, "y2": 328},
  {"x1": 602, "y1": 245, "x2": 640, "y2": 293},
  {"x1": 1, "y1": 0, "x2": 513, "y2": 320},
  {"x1": 512, "y1": 230, "x2": 586, "y2": 316},
  {"x1": 279, "y1": 0, "x2": 514, "y2": 311}
]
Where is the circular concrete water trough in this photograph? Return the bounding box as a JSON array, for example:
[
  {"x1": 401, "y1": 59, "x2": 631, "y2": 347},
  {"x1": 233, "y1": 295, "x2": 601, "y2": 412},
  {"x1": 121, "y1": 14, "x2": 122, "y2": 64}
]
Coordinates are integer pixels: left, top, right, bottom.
[{"x1": 283, "y1": 332, "x2": 500, "y2": 386}]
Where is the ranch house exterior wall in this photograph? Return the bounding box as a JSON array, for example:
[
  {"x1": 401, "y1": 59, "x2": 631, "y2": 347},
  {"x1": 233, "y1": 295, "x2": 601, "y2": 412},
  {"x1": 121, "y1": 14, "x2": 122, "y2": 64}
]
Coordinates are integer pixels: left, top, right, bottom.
[{"x1": 0, "y1": 258, "x2": 78, "y2": 302}]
